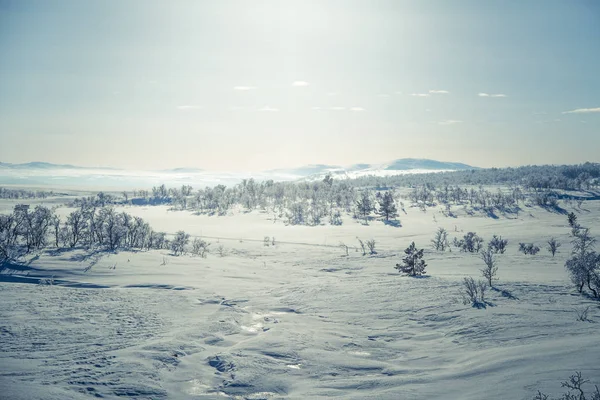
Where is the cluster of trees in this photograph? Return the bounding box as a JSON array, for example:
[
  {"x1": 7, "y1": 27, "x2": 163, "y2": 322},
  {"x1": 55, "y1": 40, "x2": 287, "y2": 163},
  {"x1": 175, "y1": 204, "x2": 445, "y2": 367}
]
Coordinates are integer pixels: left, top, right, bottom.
[
  {"x1": 124, "y1": 177, "x2": 401, "y2": 227},
  {"x1": 0, "y1": 204, "x2": 173, "y2": 262},
  {"x1": 0, "y1": 187, "x2": 56, "y2": 199},
  {"x1": 69, "y1": 192, "x2": 120, "y2": 208},
  {"x1": 348, "y1": 162, "x2": 600, "y2": 191},
  {"x1": 408, "y1": 184, "x2": 524, "y2": 213}
]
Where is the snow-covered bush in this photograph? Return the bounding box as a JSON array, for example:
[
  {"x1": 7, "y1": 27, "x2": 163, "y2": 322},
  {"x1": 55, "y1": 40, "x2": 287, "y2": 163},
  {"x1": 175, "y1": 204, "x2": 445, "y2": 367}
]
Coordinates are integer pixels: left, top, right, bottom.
[
  {"x1": 191, "y1": 237, "x2": 210, "y2": 258},
  {"x1": 461, "y1": 277, "x2": 487, "y2": 307},
  {"x1": 488, "y1": 235, "x2": 508, "y2": 254},
  {"x1": 366, "y1": 239, "x2": 376, "y2": 255},
  {"x1": 454, "y1": 232, "x2": 484, "y2": 253},
  {"x1": 519, "y1": 243, "x2": 540, "y2": 255}
]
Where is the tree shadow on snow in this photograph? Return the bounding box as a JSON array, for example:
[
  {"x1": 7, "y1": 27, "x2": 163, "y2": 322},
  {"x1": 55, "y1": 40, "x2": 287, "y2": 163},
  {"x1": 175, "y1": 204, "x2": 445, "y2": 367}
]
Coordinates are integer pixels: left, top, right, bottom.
[
  {"x1": 541, "y1": 204, "x2": 568, "y2": 215},
  {"x1": 492, "y1": 286, "x2": 519, "y2": 300},
  {"x1": 384, "y1": 220, "x2": 402, "y2": 228}
]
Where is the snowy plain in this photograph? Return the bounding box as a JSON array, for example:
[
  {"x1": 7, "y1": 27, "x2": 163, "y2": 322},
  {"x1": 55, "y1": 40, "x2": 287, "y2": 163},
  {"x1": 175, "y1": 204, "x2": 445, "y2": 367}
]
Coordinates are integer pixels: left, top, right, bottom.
[{"x1": 1, "y1": 188, "x2": 600, "y2": 399}]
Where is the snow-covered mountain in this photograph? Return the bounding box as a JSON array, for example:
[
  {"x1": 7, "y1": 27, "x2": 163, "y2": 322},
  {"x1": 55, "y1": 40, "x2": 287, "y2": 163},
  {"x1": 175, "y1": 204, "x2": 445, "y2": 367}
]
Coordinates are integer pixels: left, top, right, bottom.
[{"x1": 0, "y1": 159, "x2": 477, "y2": 188}]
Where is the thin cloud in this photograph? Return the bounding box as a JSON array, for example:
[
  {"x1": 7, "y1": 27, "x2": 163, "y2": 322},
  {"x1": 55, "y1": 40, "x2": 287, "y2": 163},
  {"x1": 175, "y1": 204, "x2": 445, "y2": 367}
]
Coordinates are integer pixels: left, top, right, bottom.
[
  {"x1": 478, "y1": 93, "x2": 507, "y2": 98},
  {"x1": 259, "y1": 106, "x2": 279, "y2": 112},
  {"x1": 234, "y1": 86, "x2": 256, "y2": 91},
  {"x1": 177, "y1": 105, "x2": 203, "y2": 110},
  {"x1": 350, "y1": 107, "x2": 365, "y2": 112},
  {"x1": 330, "y1": 106, "x2": 345, "y2": 111},
  {"x1": 429, "y1": 90, "x2": 449, "y2": 94},
  {"x1": 292, "y1": 81, "x2": 309, "y2": 87},
  {"x1": 438, "y1": 120, "x2": 462, "y2": 125},
  {"x1": 311, "y1": 107, "x2": 323, "y2": 111},
  {"x1": 410, "y1": 93, "x2": 430, "y2": 97},
  {"x1": 562, "y1": 107, "x2": 600, "y2": 114}
]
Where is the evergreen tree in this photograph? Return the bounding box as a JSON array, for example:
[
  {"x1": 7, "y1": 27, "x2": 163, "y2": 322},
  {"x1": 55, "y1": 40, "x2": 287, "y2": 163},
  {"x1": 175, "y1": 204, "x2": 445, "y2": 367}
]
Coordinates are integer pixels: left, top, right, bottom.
[
  {"x1": 395, "y1": 242, "x2": 427, "y2": 276},
  {"x1": 356, "y1": 190, "x2": 373, "y2": 223},
  {"x1": 377, "y1": 191, "x2": 398, "y2": 221}
]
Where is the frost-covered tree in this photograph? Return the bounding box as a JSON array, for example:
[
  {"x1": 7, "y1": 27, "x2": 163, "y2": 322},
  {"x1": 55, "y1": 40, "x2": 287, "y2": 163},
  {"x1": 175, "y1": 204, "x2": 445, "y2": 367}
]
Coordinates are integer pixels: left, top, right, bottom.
[
  {"x1": 565, "y1": 225, "x2": 599, "y2": 298},
  {"x1": 377, "y1": 191, "x2": 398, "y2": 221},
  {"x1": 431, "y1": 227, "x2": 450, "y2": 251},
  {"x1": 171, "y1": 231, "x2": 190, "y2": 256},
  {"x1": 395, "y1": 242, "x2": 427, "y2": 276},
  {"x1": 356, "y1": 190, "x2": 373, "y2": 223},
  {"x1": 65, "y1": 209, "x2": 87, "y2": 248}
]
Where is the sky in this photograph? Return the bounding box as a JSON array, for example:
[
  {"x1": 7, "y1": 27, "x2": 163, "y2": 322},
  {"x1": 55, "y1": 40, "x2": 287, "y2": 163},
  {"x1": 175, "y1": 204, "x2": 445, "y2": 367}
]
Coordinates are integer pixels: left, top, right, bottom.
[{"x1": 0, "y1": 0, "x2": 599, "y2": 171}]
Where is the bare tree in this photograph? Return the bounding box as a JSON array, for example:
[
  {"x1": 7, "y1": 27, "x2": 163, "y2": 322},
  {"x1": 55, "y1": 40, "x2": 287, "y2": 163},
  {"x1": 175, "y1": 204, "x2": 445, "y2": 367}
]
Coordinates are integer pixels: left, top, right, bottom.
[
  {"x1": 547, "y1": 237, "x2": 561, "y2": 257},
  {"x1": 480, "y1": 249, "x2": 498, "y2": 287},
  {"x1": 357, "y1": 238, "x2": 366, "y2": 256}
]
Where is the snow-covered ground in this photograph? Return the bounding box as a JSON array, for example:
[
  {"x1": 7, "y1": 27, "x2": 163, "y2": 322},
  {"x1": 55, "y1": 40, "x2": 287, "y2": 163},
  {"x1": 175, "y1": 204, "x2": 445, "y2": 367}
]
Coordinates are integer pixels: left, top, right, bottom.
[{"x1": 1, "y1": 194, "x2": 599, "y2": 399}]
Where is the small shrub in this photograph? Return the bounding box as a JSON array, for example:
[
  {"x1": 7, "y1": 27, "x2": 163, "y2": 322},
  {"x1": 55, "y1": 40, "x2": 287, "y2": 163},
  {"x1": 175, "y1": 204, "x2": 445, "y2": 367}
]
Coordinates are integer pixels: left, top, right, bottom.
[
  {"x1": 454, "y1": 232, "x2": 484, "y2": 253},
  {"x1": 488, "y1": 235, "x2": 508, "y2": 254},
  {"x1": 357, "y1": 238, "x2": 366, "y2": 256},
  {"x1": 519, "y1": 242, "x2": 540, "y2": 255},
  {"x1": 191, "y1": 237, "x2": 210, "y2": 258},
  {"x1": 461, "y1": 277, "x2": 487, "y2": 307},
  {"x1": 574, "y1": 306, "x2": 591, "y2": 322},
  {"x1": 366, "y1": 239, "x2": 376, "y2": 255}
]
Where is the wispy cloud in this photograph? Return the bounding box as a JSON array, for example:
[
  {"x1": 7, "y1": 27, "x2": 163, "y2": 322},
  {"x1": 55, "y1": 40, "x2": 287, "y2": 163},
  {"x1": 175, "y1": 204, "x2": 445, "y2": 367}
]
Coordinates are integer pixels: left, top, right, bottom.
[
  {"x1": 429, "y1": 90, "x2": 449, "y2": 94},
  {"x1": 410, "y1": 93, "x2": 430, "y2": 97},
  {"x1": 478, "y1": 93, "x2": 507, "y2": 98},
  {"x1": 350, "y1": 107, "x2": 365, "y2": 112},
  {"x1": 292, "y1": 81, "x2": 309, "y2": 87},
  {"x1": 311, "y1": 107, "x2": 323, "y2": 111},
  {"x1": 234, "y1": 86, "x2": 256, "y2": 91},
  {"x1": 177, "y1": 105, "x2": 203, "y2": 110},
  {"x1": 259, "y1": 106, "x2": 279, "y2": 112},
  {"x1": 330, "y1": 106, "x2": 345, "y2": 111},
  {"x1": 437, "y1": 120, "x2": 462, "y2": 125},
  {"x1": 562, "y1": 107, "x2": 600, "y2": 114}
]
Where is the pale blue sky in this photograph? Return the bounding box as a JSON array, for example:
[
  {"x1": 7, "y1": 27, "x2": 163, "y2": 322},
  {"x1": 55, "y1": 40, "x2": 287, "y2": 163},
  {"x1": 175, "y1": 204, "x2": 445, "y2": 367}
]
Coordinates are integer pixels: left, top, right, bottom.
[{"x1": 0, "y1": 0, "x2": 599, "y2": 170}]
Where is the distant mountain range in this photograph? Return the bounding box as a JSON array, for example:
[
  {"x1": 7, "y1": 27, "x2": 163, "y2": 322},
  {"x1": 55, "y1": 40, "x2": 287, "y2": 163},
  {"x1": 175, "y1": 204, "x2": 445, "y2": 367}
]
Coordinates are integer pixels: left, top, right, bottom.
[
  {"x1": 1, "y1": 158, "x2": 477, "y2": 174},
  {"x1": 270, "y1": 158, "x2": 477, "y2": 178},
  {"x1": 0, "y1": 161, "x2": 118, "y2": 170}
]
